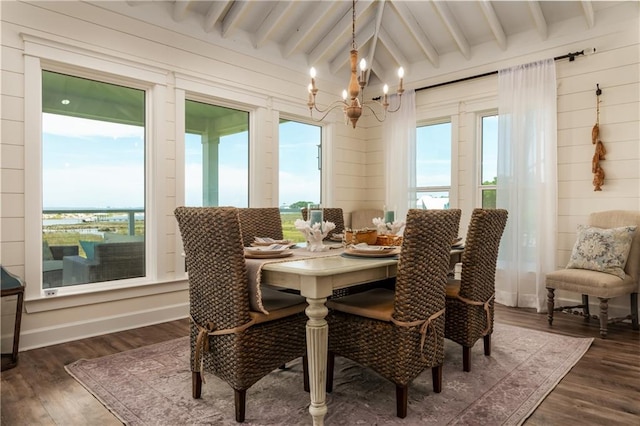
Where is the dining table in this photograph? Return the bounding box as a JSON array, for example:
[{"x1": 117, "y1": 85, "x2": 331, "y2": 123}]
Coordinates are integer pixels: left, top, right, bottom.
[
  {"x1": 254, "y1": 243, "x2": 463, "y2": 425},
  {"x1": 254, "y1": 244, "x2": 396, "y2": 426}
]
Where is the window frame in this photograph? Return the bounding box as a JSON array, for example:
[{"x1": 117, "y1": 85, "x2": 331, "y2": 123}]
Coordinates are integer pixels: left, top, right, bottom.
[
  {"x1": 277, "y1": 115, "x2": 325, "y2": 208},
  {"x1": 23, "y1": 35, "x2": 172, "y2": 310},
  {"x1": 415, "y1": 118, "x2": 455, "y2": 209},
  {"x1": 476, "y1": 110, "x2": 499, "y2": 209}
]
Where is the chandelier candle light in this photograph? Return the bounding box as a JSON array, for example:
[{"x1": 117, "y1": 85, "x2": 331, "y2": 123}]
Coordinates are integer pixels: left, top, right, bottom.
[{"x1": 307, "y1": 0, "x2": 405, "y2": 128}]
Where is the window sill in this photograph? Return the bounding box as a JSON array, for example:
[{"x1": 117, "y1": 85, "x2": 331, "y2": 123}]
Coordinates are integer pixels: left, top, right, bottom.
[{"x1": 25, "y1": 275, "x2": 188, "y2": 313}]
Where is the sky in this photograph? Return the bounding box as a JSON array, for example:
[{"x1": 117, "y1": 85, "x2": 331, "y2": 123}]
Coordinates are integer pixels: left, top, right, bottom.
[{"x1": 42, "y1": 113, "x2": 496, "y2": 210}]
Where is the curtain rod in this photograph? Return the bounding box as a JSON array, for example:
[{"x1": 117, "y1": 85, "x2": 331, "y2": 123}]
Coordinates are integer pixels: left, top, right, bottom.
[{"x1": 415, "y1": 48, "x2": 596, "y2": 92}]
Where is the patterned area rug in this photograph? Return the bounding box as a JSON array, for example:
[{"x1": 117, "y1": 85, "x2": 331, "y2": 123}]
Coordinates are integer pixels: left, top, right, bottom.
[{"x1": 66, "y1": 323, "x2": 592, "y2": 425}]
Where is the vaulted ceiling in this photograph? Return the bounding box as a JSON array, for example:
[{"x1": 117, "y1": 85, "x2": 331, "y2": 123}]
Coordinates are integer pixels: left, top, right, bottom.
[{"x1": 104, "y1": 1, "x2": 627, "y2": 90}]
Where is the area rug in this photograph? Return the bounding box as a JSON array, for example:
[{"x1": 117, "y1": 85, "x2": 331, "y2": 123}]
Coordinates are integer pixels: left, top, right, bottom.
[{"x1": 65, "y1": 323, "x2": 592, "y2": 425}]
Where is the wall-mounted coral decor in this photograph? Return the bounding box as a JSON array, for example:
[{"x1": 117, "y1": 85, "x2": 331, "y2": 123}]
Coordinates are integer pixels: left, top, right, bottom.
[{"x1": 592, "y1": 84, "x2": 605, "y2": 191}]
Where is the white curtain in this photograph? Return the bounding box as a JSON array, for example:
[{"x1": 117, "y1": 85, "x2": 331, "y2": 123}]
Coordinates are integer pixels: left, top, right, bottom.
[
  {"x1": 383, "y1": 89, "x2": 416, "y2": 222},
  {"x1": 495, "y1": 59, "x2": 557, "y2": 312}
]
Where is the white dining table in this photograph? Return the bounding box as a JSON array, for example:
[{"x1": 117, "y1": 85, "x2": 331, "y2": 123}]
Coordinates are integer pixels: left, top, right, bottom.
[{"x1": 261, "y1": 252, "x2": 399, "y2": 425}]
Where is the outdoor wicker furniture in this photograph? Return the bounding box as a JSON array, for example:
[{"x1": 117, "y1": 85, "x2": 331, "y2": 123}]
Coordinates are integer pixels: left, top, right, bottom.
[
  {"x1": 62, "y1": 241, "x2": 144, "y2": 285},
  {"x1": 43, "y1": 244, "x2": 78, "y2": 287},
  {"x1": 326, "y1": 209, "x2": 461, "y2": 418},
  {"x1": 445, "y1": 208, "x2": 508, "y2": 372},
  {"x1": 174, "y1": 206, "x2": 308, "y2": 422}
]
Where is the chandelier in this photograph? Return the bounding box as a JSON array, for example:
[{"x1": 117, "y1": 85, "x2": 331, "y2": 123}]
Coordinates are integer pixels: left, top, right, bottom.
[{"x1": 306, "y1": 0, "x2": 405, "y2": 128}]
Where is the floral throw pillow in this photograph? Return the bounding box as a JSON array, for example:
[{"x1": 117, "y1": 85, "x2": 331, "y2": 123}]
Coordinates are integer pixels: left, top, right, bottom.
[{"x1": 566, "y1": 225, "x2": 637, "y2": 279}]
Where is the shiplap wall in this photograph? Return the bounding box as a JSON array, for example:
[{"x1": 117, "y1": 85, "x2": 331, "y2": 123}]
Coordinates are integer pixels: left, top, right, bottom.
[{"x1": 1, "y1": 1, "x2": 638, "y2": 350}]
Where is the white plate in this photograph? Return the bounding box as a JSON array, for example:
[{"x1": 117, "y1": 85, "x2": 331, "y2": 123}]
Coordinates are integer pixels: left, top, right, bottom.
[
  {"x1": 244, "y1": 245, "x2": 289, "y2": 255},
  {"x1": 252, "y1": 238, "x2": 293, "y2": 246},
  {"x1": 344, "y1": 246, "x2": 400, "y2": 257},
  {"x1": 244, "y1": 250, "x2": 294, "y2": 259}
]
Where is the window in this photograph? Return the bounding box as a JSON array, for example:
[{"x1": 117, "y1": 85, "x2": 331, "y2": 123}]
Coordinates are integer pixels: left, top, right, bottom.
[
  {"x1": 184, "y1": 100, "x2": 249, "y2": 207},
  {"x1": 41, "y1": 71, "x2": 146, "y2": 289},
  {"x1": 278, "y1": 119, "x2": 322, "y2": 241},
  {"x1": 480, "y1": 114, "x2": 498, "y2": 208},
  {"x1": 416, "y1": 121, "x2": 452, "y2": 209}
]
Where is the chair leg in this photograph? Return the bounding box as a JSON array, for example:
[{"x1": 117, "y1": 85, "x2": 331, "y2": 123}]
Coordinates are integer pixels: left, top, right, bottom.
[
  {"x1": 326, "y1": 351, "x2": 335, "y2": 393},
  {"x1": 303, "y1": 355, "x2": 310, "y2": 393},
  {"x1": 234, "y1": 389, "x2": 247, "y2": 422},
  {"x1": 582, "y1": 294, "x2": 590, "y2": 321},
  {"x1": 462, "y1": 346, "x2": 471, "y2": 372},
  {"x1": 395, "y1": 384, "x2": 408, "y2": 418},
  {"x1": 432, "y1": 365, "x2": 442, "y2": 393},
  {"x1": 192, "y1": 371, "x2": 202, "y2": 399},
  {"x1": 631, "y1": 293, "x2": 639, "y2": 330},
  {"x1": 483, "y1": 333, "x2": 491, "y2": 356},
  {"x1": 546, "y1": 287, "x2": 555, "y2": 326},
  {"x1": 598, "y1": 297, "x2": 609, "y2": 339}
]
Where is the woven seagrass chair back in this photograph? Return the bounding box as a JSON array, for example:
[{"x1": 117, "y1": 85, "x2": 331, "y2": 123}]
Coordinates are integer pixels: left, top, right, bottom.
[
  {"x1": 394, "y1": 209, "x2": 462, "y2": 323},
  {"x1": 174, "y1": 207, "x2": 252, "y2": 331},
  {"x1": 301, "y1": 207, "x2": 345, "y2": 239},
  {"x1": 458, "y1": 209, "x2": 508, "y2": 303},
  {"x1": 238, "y1": 207, "x2": 284, "y2": 247}
]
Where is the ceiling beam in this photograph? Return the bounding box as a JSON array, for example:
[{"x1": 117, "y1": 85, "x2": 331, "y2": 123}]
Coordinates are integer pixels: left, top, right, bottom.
[
  {"x1": 581, "y1": 0, "x2": 595, "y2": 29},
  {"x1": 203, "y1": 1, "x2": 230, "y2": 33},
  {"x1": 221, "y1": 1, "x2": 251, "y2": 39},
  {"x1": 479, "y1": 0, "x2": 507, "y2": 51},
  {"x1": 377, "y1": 27, "x2": 408, "y2": 73},
  {"x1": 254, "y1": 2, "x2": 296, "y2": 49},
  {"x1": 283, "y1": 2, "x2": 338, "y2": 58},
  {"x1": 528, "y1": 1, "x2": 548, "y2": 40},
  {"x1": 390, "y1": 1, "x2": 439, "y2": 68},
  {"x1": 309, "y1": 0, "x2": 373, "y2": 67},
  {"x1": 172, "y1": 0, "x2": 190, "y2": 22},
  {"x1": 362, "y1": 0, "x2": 386, "y2": 84},
  {"x1": 432, "y1": 0, "x2": 471, "y2": 60}
]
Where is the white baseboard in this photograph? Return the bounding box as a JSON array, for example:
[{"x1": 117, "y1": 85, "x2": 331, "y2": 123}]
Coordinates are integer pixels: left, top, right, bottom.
[{"x1": 14, "y1": 302, "x2": 188, "y2": 351}]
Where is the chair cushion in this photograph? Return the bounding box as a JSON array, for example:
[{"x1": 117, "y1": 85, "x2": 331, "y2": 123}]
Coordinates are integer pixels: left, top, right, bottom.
[
  {"x1": 43, "y1": 260, "x2": 63, "y2": 272},
  {"x1": 79, "y1": 240, "x2": 101, "y2": 260},
  {"x1": 445, "y1": 279, "x2": 461, "y2": 298},
  {"x1": 566, "y1": 225, "x2": 636, "y2": 279},
  {"x1": 43, "y1": 241, "x2": 54, "y2": 260},
  {"x1": 326, "y1": 288, "x2": 395, "y2": 322},
  {"x1": 546, "y1": 268, "x2": 637, "y2": 299},
  {"x1": 249, "y1": 287, "x2": 306, "y2": 324}
]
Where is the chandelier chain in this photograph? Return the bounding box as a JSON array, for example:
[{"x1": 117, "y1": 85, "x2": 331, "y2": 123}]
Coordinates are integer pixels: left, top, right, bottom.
[{"x1": 352, "y1": 0, "x2": 357, "y2": 51}]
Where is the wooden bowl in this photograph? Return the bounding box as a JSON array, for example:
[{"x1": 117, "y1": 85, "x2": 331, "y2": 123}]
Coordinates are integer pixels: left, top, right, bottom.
[
  {"x1": 345, "y1": 229, "x2": 378, "y2": 245},
  {"x1": 375, "y1": 235, "x2": 403, "y2": 246}
]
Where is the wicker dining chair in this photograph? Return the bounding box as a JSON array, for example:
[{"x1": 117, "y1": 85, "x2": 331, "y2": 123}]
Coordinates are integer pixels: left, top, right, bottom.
[
  {"x1": 326, "y1": 209, "x2": 461, "y2": 418},
  {"x1": 301, "y1": 207, "x2": 345, "y2": 240},
  {"x1": 237, "y1": 207, "x2": 284, "y2": 247},
  {"x1": 445, "y1": 208, "x2": 508, "y2": 372},
  {"x1": 174, "y1": 206, "x2": 308, "y2": 422}
]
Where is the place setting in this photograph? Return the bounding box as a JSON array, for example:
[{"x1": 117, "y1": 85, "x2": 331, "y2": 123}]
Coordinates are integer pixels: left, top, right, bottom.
[
  {"x1": 342, "y1": 243, "x2": 400, "y2": 258},
  {"x1": 244, "y1": 240, "x2": 295, "y2": 259}
]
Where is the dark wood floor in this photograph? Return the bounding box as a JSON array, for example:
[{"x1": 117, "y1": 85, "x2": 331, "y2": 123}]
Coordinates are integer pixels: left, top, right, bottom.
[{"x1": 1, "y1": 304, "x2": 638, "y2": 425}]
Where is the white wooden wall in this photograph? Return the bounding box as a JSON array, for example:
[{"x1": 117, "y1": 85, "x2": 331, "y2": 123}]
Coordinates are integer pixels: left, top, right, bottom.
[{"x1": 1, "y1": 1, "x2": 638, "y2": 350}]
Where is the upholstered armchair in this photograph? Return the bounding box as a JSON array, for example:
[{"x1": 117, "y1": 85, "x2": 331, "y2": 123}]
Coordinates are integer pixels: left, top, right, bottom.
[
  {"x1": 546, "y1": 210, "x2": 640, "y2": 338},
  {"x1": 326, "y1": 209, "x2": 461, "y2": 418}
]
